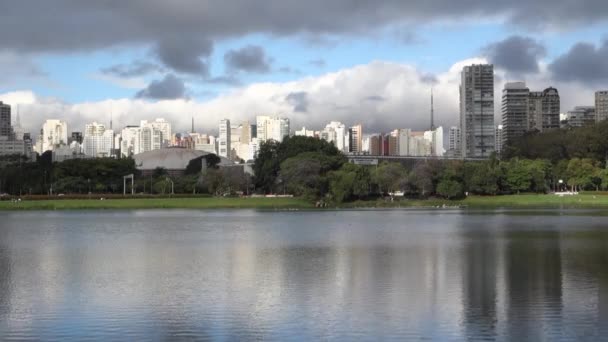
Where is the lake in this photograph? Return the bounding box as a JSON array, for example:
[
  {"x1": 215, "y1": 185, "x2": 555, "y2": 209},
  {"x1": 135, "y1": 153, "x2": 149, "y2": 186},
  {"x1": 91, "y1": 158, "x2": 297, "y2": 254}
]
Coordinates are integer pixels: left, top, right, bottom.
[{"x1": 0, "y1": 209, "x2": 607, "y2": 341}]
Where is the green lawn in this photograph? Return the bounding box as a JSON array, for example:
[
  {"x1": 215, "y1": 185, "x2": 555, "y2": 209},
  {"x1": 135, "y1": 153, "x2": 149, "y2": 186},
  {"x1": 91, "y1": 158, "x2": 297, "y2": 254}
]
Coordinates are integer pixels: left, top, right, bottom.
[
  {"x1": 0, "y1": 197, "x2": 314, "y2": 211},
  {"x1": 2, "y1": 193, "x2": 608, "y2": 211}
]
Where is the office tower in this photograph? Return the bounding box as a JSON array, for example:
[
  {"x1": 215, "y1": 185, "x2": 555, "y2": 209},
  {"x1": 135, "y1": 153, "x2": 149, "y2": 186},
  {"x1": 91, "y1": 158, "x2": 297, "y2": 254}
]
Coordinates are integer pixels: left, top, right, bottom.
[
  {"x1": 596, "y1": 91, "x2": 608, "y2": 122},
  {"x1": 502, "y1": 82, "x2": 530, "y2": 146},
  {"x1": 0, "y1": 102, "x2": 12, "y2": 139},
  {"x1": 256, "y1": 116, "x2": 290, "y2": 142},
  {"x1": 139, "y1": 126, "x2": 162, "y2": 153},
  {"x1": 348, "y1": 124, "x2": 362, "y2": 154},
  {"x1": 83, "y1": 122, "x2": 114, "y2": 157},
  {"x1": 424, "y1": 126, "x2": 444, "y2": 157},
  {"x1": 219, "y1": 119, "x2": 231, "y2": 158},
  {"x1": 140, "y1": 118, "x2": 172, "y2": 147},
  {"x1": 322, "y1": 121, "x2": 347, "y2": 152},
  {"x1": 120, "y1": 126, "x2": 141, "y2": 157},
  {"x1": 41, "y1": 119, "x2": 68, "y2": 152},
  {"x1": 460, "y1": 64, "x2": 495, "y2": 158},
  {"x1": 397, "y1": 129, "x2": 411, "y2": 156},
  {"x1": 448, "y1": 126, "x2": 461, "y2": 156},
  {"x1": 495, "y1": 125, "x2": 503, "y2": 154},
  {"x1": 529, "y1": 87, "x2": 560, "y2": 132},
  {"x1": 566, "y1": 106, "x2": 596, "y2": 127}
]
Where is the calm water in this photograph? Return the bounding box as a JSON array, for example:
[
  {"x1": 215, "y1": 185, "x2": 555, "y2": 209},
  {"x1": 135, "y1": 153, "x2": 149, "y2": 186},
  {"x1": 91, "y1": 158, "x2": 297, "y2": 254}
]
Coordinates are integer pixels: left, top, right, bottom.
[{"x1": 0, "y1": 210, "x2": 608, "y2": 341}]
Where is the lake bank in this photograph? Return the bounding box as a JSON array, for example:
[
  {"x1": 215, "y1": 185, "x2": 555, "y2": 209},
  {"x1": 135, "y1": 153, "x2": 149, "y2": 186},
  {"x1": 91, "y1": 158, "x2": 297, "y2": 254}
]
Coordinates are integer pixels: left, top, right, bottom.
[{"x1": 2, "y1": 193, "x2": 608, "y2": 210}]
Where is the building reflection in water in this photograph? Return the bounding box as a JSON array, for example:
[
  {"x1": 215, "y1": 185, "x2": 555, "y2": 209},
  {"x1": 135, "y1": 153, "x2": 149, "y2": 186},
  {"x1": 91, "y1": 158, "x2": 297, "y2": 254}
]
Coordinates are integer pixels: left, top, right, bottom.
[{"x1": 0, "y1": 211, "x2": 607, "y2": 340}]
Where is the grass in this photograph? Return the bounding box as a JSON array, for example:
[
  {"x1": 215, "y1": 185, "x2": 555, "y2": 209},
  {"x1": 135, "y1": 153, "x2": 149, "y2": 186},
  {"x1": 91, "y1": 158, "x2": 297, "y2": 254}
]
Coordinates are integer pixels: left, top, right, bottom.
[
  {"x1": 2, "y1": 193, "x2": 608, "y2": 211},
  {"x1": 0, "y1": 197, "x2": 314, "y2": 211}
]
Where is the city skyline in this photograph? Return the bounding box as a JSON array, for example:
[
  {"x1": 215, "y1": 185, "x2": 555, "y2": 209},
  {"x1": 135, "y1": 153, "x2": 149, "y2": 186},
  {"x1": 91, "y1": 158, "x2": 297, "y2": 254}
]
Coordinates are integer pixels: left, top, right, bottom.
[{"x1": 0, "y1": 2, "x2": 607, "y2": 134}]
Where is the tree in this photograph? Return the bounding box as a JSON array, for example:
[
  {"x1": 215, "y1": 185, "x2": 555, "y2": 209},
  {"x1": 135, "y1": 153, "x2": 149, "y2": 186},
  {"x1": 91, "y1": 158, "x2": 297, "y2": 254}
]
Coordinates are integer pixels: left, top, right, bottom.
[
  {"x1": 436, "y1": 179, "x2": 464, "y2": 199},
  {"x1": 372, "y1": 162, "x2": 408, "y2": 194},
  {"x1": 152, "y1": 167, "x2": 168, "y2": 179},
  {"x1": 566, "y1": 158, "x2": 601, "y2": 191}
]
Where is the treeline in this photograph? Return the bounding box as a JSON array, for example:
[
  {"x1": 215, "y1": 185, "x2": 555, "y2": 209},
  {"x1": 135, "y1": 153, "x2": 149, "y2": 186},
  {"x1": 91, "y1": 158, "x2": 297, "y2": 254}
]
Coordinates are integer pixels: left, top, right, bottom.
[
  {"x1": 0, "y1": 151, "x2": 252, "y2": 196},
  {"x1": 503, "y1": 120, "x2": 608, "y2": 163},
  {"x1": 253, "y1": 136, "x2": 608, "y2": 202}
]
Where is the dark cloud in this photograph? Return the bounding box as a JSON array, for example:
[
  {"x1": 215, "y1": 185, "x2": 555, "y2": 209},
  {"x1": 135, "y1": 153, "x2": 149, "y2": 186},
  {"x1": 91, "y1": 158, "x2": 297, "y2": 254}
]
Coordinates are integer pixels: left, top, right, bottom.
[
  {"x1": 309, "y1": 59, "x2": 326, "y2": 68},
  {"x1": 549, "y1": 40, "x2": 608, "y2": 84},
  {"x1": 135, "y1": 74, "x2": 187, "y2": 100},
  {"x1": 484, "y1": 35, "x2": 546, "y2": 74},
  {"x1": 2, "y1": 1, "x2": 606, "y2": 56},
  {"x1": 365, "y1": 95, "x2": 386, "y2": 102},
  {"x1": 286, "y1": 92, "x2": 309, "y2": 112},
  {"x1": 420, "y1": 73, "x2": 438, "y2": 85},
  {"x1": 224, "y1": 45, "x2": 271, "y2": 73},
  {"x1": 101, "y1": 61, "x2": 163, "y2": 77},
  {"x1": 155, "y1": 37, "x2": 212, "y2": 74}
]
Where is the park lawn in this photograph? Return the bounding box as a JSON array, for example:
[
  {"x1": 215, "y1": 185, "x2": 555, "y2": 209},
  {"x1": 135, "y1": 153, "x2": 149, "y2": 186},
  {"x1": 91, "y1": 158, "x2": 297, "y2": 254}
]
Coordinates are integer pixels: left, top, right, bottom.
[
  {"x1": 2, "y1": 193, "x2": 608, "y2": 211},
  {"x1": 0, "y1": 197, "x2": 314, "y2": 211}
]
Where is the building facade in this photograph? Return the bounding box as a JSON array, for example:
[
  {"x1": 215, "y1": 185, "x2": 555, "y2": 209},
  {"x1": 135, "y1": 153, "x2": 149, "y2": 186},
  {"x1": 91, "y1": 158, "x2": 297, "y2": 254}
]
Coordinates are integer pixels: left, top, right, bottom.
[
  {"x1": 448, "y1": 126, "x2": 461, "y2": 157},
  {"x1": 219, "y1": 119, "x2": 231, "y2": 158},
  {"x1": 83, "y1": 122, "x2": 114, "y2": 157},
  {"x1": 256, "y1": 116, "x2": 290, "y2": 143},
  {"x1": 501, "y1": 82, "x2": 529, "y2": 146},
  {"x1": 0, "y1": 102, "x2": 12, "y2": 139},
  {"x1": 40, "y1": 119, "x2": 68, "y2": 153},
  {"x1": 596, "y1": 91, "x2": 608, "y2": 123},
  {"x1": 348, "y1": 124, "x2": 363, "y2": 154},
  {"x1": 565, "y1": 106, "x2": 596, "y2": 128},
  {"x1": 460, "y1": 64, "x2": 495, "y2": 158},
  {"x1": 529, "y1": 87, "x2": 560, "y2": 132}
]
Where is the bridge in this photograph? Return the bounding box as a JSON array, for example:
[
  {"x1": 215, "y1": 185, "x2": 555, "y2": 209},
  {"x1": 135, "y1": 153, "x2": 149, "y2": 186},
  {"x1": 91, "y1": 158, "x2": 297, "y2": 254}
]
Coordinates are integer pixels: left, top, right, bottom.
[{"x1": 347, "y1": 155, "x2": 489, "y2": 168}]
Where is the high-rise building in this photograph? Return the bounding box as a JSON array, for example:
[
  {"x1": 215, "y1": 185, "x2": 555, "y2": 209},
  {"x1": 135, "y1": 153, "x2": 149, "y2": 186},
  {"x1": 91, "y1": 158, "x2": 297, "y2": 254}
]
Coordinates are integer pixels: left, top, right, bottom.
[
  {"x1": 119, "y1": 126, "x2": 140, "y2": 157},
  {"x1": 595, "y1": 91, "x2": 608, "y2": 123},
  {"x1": 256, "y1": 116, "x2": 290, "y2": 143},
  {"x1": 348, "y1": 124, "x2": 363, "y2": 154},
  {"x1": 424, "y1": 126, "x2": 444, "y2": 157},
  {"x1": 40, "y1": 119, "x2": 68, "y2": 153},
  {"x1": 460, "y1": 64, "x2": 495, "y2": 158},
  {"x1": 219, "y1": 119, "x2": 231, "y2": 158},
  {"x1": 0, "y1": 102, "x2": 12, "y2": 139},
  {"x1": 140, "y1": 118, "x2": 172, "y2": 147},
  {"x1": 139, "y1": 126, "x2": 162, "y2": 153},
  {"x1": 448, "y1": 126, "x2": 461, "y2": 156},
  {"x1": 397, "y1": 129, "x2": 411, "y2": 156},
  {"x1": 322, "y1": 121, "x2": 347, "y2": 152},
  {"x1": 565, "y1": 106, "x2": 596, "y2": 128},
  {"x1": 69, "y1": 132, "x2": 83, "y2": 145},
  {"x1": 495, "y1": 125, "x2": 503, "y2": 154},
  {"x1": 83, "y1": 122, "x2": 114, "y2": 157},
  {"x1": 529, "y1": 87, "x2": 560, "y2": 132},
  {"x1": 502, "y1": 82, "x2": 530, "y2": 146}
]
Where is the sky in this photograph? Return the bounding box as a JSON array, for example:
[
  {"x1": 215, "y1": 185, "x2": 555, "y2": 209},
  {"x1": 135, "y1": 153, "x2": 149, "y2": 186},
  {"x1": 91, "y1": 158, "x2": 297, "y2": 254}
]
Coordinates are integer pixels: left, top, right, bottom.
[{"x1": 1, "y1": 1, "x2": 607, "y2": 135}]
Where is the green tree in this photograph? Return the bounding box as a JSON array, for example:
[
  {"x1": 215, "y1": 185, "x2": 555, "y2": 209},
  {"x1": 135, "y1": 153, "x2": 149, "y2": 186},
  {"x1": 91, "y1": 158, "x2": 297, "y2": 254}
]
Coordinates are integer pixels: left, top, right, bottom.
[
  {"x1": 436, "y1": 179, "x2": 464, "y2": 199},
  {"x1": 372, "y1": 162, "x2": 408, "y2": 194}
]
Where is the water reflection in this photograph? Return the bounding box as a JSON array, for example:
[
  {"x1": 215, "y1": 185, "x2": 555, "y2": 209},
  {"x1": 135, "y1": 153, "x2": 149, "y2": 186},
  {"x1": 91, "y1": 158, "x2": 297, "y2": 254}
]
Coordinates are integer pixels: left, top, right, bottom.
[{"x1": 0, "y1": 210, "x2": 607, "y2": 340}]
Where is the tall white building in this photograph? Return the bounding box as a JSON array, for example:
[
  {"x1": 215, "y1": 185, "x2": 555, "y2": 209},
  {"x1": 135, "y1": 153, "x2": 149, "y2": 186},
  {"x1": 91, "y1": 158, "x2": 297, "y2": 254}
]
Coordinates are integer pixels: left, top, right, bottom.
[
  {"x1": 140, "y1": 118, "x2": 172, "y2": 147},
  {"x1": 219, "y1": 119, "x2": 231, "y2": 158},
  {"x1": 139, "y1": 126, "x2": 162, "y2": 153},
  {"x1": 322, "y1": 121, "x2": 347, "y2": 152},
  {"x1": 460, "y1": 64, "x2": 495, "y2": 158},
  {"x1": 119, "y1": 126, "x2": 140, "y2": 157},
  {"x1": 256, "y1": 116, "x2": 290, "y2": 142},
  {"x1": 495, "y1": 125, "x2": 504, "y2": 154},
  {"x1": 424, "y1": 126, "x2": 444, "y2": 157},
  {"x1": 83, "y1": 122, "x2": 114, "y2": 157},
  {"x1": 40, "y1": 119, "x2": 68, "y2": 153}
]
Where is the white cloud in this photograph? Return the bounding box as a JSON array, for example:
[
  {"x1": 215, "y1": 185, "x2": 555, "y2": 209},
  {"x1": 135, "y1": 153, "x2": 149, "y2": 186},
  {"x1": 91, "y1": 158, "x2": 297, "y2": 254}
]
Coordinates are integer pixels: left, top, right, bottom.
[{"x1": 0, "y1": 58, "x2": 597, "y2": 137}]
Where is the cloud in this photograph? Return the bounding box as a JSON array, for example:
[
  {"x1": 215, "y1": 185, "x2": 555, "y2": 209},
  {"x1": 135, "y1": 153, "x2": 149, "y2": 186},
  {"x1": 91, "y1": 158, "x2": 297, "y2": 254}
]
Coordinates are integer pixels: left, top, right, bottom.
[
  {"x1": 0, "y1": 52, "x2": 48, "y2": 87},
  {"x1": 285, "y1": 92, "x2": 309, "y2": 112},
  {"x1": 101, "y1": 61, "x2": 164, "y2": 78},
  {"x1": 5, "y1": 57, "x2": 599, "y2": 136},
  {"x1": 1, "y1": 1, "x2": 606, "y2": 59},
  {"x1": 484, "y1": 35, "x2": 546, "y2": 74},
  {"x1": 155, "y1": 37, "x2": 213, "y2": 74},
  {"x1": 224, "y1": 45, "x2": 271, "y2": 73},
  {"x1": 549, "y1": 40, "x2": 608, "y2": 84},
  {"x1": 135, "y1": 74, "x2": 187, "y2": 100}
]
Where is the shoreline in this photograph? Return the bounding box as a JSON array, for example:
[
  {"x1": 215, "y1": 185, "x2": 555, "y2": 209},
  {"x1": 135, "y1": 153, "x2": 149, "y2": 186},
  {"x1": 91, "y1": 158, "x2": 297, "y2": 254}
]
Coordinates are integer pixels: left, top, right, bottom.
[{"x1": 2, "y1": 194, "x2": 608, "y2": 211}]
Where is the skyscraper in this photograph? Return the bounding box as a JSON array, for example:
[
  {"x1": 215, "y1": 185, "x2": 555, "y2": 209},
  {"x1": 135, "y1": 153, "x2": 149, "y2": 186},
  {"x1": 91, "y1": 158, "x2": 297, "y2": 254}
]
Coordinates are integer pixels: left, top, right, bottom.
[
  {"x1": 83, "y1": 122, "x2": 114, "y2": 157},
  {"x1": 565, "y1": 106, "x2": 596, "y2": 128},
  {"x1": 501, "y1": 82, "x2": 529, "y2": 146},
  {"x1": 348, "y1": 124, "x2": 362, "y2": 154},
  {"x1": 255, "y1": 116, "x2": 290, "y2": 143},
  {"x1": 596, "y1": 91, "x2": 608, "y2": 123},
  {"x1": 0, "y1": 102, "x2": 12, "y2": 139},
  {"x1": 460, "y1": 64, "x2": 495, "y2": 158},
  {"x1": 140, "y1": 118, "x2": 172, "y2": 147},
  {"x1": 528, "y1": 87, "x2": 560, "y2": 132},
  {"x1": 40, "y1": 119, "x2": 68, "y2": 153},
  {"x1": 495, "y1": 125, "x2": 503, "y2": 154},
  {"x1": 219, "y1": 119, "x2": 231, "y2": 158},
  {"x1": 448, "y1": 126, "x2": 461, "y2": 157}
]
